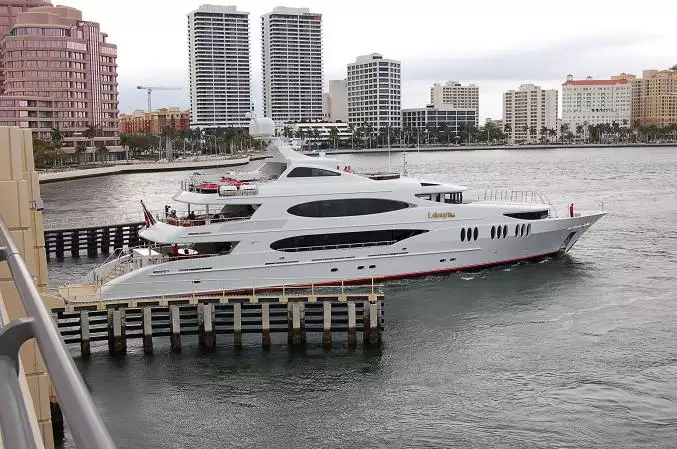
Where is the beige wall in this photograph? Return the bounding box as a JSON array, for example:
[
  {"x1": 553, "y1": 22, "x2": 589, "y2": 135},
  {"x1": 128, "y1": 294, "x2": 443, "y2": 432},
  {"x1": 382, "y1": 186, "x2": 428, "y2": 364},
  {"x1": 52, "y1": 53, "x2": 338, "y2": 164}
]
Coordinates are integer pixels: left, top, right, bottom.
[{"x1": 0, "y1": 126, "x2": 53, "y2": 448}]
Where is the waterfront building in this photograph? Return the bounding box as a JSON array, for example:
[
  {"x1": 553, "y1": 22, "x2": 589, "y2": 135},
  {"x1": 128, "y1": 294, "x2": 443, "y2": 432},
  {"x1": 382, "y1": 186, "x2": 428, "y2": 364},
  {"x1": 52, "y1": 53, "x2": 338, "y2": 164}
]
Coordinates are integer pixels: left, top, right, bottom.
[
  {"x1": 261, "y1": 7, "x2": 323, "y2": 124},
  {"x1": 187, "y1": 5, "x2": 251, "y2": 128},
  {"x1": 402, "y1": 104, "x2": 476, "y2": 141},
  {"x1": 119, "y1": 107, "x2": 190, "y2": 134},
  {"x1": 631, "y1": 68, "x2": 677, "y2": 127},
  {"x1": 430, "y1": 81, "x2": 479, "y2": 126},
  {"x1": 0, "y1": 3, "x2": 120, "y2": 155},
  {"x1": 502, "y1": 84, "x2": 558, "y2": 143},
  {"x1": 324, "y1": 79, "x2": 347, "y2": 122},
  {"x1": 0, "y1": 0, "x2": 51, "y2": 91},
  {"x1": 485, "y1": 118, "x2": 503, "y2": 131},
  {"x1": 284, "y1": 121, "x2": 352, "y2": 143},
  {"x1": 562, "y1": 74, "x2": 634, "y2": 130},
  {"x1": 347, "y1": 53, "x2": 401, "y2": 130}
]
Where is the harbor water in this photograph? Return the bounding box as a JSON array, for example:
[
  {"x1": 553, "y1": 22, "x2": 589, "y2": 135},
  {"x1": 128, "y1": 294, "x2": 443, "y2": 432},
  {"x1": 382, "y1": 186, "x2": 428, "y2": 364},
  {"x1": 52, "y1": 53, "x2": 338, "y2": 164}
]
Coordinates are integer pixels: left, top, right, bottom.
[{"x1": 44, "y1": 146, "x2": 677, "y2": 448}]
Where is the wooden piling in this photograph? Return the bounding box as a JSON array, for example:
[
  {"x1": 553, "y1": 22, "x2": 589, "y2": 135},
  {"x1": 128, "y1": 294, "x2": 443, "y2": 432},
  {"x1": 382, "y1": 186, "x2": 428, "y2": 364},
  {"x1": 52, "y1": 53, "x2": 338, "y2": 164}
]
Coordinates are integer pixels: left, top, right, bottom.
[
  {"x1": 142, "y1": 306, "x2": 153, "y2": 354},
  {"x1": 70, "y1": 230, "x2": 79, "y2": 258},
  {"x1": 100, "y1": 227, "x2": 110, "y2": 255},
  {"x1": 113, "y1": 226, "x2": 124, "y2": 250},
  {"x1": 80, "y1": 310, "x2": 90, "y2": 358},
  {"x1": 107, "y1": 308, "x2": 126, "y2": 354},
  {"x1": 322, "y1": 301, "x2": 332, "y2": 348},
  {"x1": 86, "y1": 229, "x2": 97, "y2": 257},
  {"x1": 288, "y1": 302, "x2": 304, "y2": 346},
  {"x1": 261, "y1": 303, "x2": 271, "y2": 349},
  {"x1": 198, "y1": 303, "x2": 215, "y2": 349},
  {"x1": 233, "y1": 302, "x2": 242, "y2": 348},
  {"x1": 170, "y1": 305, "x2": 181, "y2": 352},
  {"x1": 55, "y1": 231, "x2": 64, "y2": 259},
  {"x1": 347, "y1": 301, "x2": 357, "y2": 347},
  {"x1": 366, "y1": 302, "x2": 380, "y2": 346}
]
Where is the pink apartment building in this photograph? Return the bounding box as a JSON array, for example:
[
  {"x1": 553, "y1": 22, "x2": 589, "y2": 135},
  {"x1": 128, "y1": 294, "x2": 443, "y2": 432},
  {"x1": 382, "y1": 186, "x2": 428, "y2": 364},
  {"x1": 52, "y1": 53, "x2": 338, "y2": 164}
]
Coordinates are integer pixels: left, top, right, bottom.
[{"x1": 0, "y1": 1, "x2": 121, "y2": 158}]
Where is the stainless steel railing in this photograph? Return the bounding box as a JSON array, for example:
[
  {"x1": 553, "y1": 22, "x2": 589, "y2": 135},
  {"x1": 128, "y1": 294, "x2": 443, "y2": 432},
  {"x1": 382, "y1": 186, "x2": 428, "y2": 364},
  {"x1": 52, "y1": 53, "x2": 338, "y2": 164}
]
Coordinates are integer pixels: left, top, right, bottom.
[{"x1": 0, "y1": 217, "x2": 117, "y2": 449}]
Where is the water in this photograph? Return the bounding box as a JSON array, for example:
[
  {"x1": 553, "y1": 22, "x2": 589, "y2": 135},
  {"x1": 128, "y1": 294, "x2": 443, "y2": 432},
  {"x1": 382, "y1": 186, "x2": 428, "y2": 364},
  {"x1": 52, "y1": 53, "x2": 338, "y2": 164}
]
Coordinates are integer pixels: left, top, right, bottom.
[{"x1": 43, "y1": 146, "x2": 677, "y2": 448}]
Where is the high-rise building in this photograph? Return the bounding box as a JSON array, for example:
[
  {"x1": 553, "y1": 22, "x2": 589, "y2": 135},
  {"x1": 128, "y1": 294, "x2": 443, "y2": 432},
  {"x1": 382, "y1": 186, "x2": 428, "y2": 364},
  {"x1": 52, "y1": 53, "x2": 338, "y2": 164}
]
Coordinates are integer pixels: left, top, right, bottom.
[
  {"x1": 562, "y1": 74, "x2": 634, "y2": 129},
  {"x1": 324, "y1": 79, "x2": 347, "y2": 122},
  {"x1": 0, "y1": 0, "x2": 51, "y2": 91},
  {"x1": 261, "y1": 7, "x2": 323, "y2": 124},
  {"x1": 631, "y1": 68, "x2": 677, "y2": 127},
  {"x1": 187, "y1": 5, "x2": 251, "y2": 128},
  {"x1": 347, "y1": 53, "x2": 401, "y2": 129},
  {"x1": 502, "y1": 84, "x2": 558, "y2": 143},
  {"x1": 430, "y1": 81, "x2": 479, "y2": 125},
  {"x1": 0, "y1": 4, "x2": 120, "y2": 155}
]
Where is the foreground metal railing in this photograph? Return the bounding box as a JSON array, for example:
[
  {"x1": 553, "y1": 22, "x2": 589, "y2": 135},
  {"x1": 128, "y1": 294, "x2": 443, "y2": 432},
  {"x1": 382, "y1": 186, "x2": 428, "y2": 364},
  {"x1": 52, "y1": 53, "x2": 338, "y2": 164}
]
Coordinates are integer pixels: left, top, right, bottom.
[{"x1": 0, "y1": 217, "x2": 117, "y2": 449}]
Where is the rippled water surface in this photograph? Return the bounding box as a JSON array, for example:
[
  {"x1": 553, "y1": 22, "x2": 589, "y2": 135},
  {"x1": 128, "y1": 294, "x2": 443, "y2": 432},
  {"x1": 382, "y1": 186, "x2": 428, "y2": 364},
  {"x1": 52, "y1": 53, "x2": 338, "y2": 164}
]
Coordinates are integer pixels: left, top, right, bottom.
[{"x1": 43, "y1": 146, "x2": 677, "y2": 448}]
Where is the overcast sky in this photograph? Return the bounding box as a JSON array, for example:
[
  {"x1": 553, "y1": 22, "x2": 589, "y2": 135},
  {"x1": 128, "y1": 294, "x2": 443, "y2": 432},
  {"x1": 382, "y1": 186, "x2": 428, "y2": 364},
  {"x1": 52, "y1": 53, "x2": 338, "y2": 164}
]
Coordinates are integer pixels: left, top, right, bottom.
[{"x1": 63, "y1": 0, "x2": 677, "y2": 121}]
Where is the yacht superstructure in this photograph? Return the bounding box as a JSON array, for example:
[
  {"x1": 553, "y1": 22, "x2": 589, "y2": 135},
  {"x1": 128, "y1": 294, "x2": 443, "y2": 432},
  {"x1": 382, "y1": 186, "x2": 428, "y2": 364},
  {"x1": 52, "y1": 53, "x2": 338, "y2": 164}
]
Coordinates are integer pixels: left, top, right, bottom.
[{"x1": 61, "y1": 117, "x2": 605, "y2": 302}]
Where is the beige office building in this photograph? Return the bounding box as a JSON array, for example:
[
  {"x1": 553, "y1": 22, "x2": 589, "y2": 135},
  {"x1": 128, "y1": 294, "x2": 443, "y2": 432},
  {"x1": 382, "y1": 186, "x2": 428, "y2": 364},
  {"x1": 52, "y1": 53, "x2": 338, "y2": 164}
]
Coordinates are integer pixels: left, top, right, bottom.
[
  {"x1": 502, "y1": 84, "x2": 558, "y2": 143},
  {"x1": 430, "y1": 81, "x2": 479, "y2": 125},
  {"x1": 631, "y1": 68, "x2": 677, "y2": 127}
]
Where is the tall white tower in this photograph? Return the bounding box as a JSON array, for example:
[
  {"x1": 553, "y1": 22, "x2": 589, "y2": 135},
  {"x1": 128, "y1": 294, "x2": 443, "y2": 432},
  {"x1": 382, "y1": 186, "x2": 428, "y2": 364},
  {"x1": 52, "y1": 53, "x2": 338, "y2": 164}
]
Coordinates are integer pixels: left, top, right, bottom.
[
  {"x1": 261, "y1": 7, "x2": 323, "y2": 124},
  {"x1": 347, "y1": 53, "x2": 401, "y2": 129},
  {"x1": 187, "y1": 5, "x2": 251, "y2": 128}
]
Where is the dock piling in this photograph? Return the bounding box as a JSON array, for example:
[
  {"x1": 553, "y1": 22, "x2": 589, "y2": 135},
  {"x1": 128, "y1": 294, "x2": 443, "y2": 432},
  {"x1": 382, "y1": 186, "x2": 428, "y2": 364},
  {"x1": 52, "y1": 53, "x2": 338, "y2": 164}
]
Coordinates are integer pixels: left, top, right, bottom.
[
  {"x1": 233, "y1": 302, "x2": 242, "y2": 348},
  {"x1": 198, "y1": 303, "x2": 215, "y2": 349},
  {"x1": 347, "y1": 301, "x2": 357, "y2": 347},
  {"x1": 70, "y1": 230, "x2": 79, "y2": 258},
  {"x1": 170, "y1": 305, "x2": 181, "y2": 353},
  {"x1": 142, "y1": 307, "x2": 153, "y2": 354},
  {"x1": 80, "y1": 310, "x2": 90, "y2": 358},
  {"x1": 107, "y1": 308, "x2": 126, "y2": 354},
  {"x1": 261, "y1": 303, "x2": 271, "y2": 348},
  {"x1": 288, "y1": 302, "x2": 304, "y2": 346},
  {"x1": 322, "y1": 301, "x2": 332, "y2": 348}
]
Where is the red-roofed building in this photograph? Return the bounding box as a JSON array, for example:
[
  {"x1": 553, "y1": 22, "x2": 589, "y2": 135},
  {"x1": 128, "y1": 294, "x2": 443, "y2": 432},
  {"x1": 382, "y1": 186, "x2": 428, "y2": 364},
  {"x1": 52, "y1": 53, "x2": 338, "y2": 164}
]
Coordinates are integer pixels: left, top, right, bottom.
[{"x1": 562, "y1": 74, "x2": 635, "y2": 132}]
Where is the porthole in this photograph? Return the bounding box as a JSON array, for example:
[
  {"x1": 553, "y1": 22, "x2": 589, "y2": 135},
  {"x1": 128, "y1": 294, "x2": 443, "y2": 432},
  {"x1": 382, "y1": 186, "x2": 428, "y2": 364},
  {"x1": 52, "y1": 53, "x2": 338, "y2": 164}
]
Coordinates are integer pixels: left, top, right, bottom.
[
  {"x1": 369, "y1": 265, "x2": 376, "y2": 269},
  {"x1": 527, "y1": 223, "x2": 531, "y2": 236},
  {"x1": 515, "y1": 224, "x2": 519, "y2": 237},
  {"x1": 330, "y1": 268, "x2": 338, "y2": 272},
  {"x1": 461, "y1": 228, "x2": 466, "y2": 242},
  {"x1": 498, "y1": 226, "x2": 503, "y2": 239},
  {"x1": 473, "y1": 227, "x2": 479, "y2": 241},
  {"x1": 357, "y1": 266, "x2": 364, "y2": 270},
  {"x1": 491, "y1": 226, "x2": 496, "y2": 239},
  {"x1": 520, "y1": 224, "x2": 525, "y2": 237},
  {"x1": 466, "y1": 228, "x2": 471, "y2": 240},
  {"x1": 503, "y1": 225, "x2": 508, "y2": 239},
  {"x1": 440, "y1": 259, "x2": 446, "y2": 262}
]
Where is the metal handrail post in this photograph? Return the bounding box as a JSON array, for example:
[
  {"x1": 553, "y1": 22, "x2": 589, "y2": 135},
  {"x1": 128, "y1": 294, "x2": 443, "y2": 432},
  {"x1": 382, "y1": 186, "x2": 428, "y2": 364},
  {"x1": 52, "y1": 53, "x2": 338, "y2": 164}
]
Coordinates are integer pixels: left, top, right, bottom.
[{"x1": 0, "y1": 217, "x2": 117, "y2": 449}]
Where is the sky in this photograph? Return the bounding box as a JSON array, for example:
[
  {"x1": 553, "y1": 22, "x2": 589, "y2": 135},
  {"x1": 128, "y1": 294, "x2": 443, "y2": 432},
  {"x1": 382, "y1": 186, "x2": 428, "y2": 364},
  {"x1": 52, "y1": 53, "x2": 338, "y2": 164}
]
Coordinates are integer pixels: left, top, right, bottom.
[{"x1": 63, "y1": 0, "x2": 677, "y2": 121}]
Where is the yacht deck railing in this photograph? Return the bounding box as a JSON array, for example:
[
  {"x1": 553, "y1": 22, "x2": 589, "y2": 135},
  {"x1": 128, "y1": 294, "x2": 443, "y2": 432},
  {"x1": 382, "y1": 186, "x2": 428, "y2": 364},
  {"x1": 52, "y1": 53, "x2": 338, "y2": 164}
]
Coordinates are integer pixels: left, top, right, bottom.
[{"x1": 0, "y1": 217, "x2": 117, "y2": 449}]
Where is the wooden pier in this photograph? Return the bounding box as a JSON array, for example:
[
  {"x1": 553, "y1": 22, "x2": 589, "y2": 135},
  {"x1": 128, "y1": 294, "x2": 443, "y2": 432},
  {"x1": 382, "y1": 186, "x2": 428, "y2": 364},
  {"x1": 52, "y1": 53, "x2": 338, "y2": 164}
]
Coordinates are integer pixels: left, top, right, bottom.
[
  {"x1": 51, "y1": 292, "x2": 384, "y2": 355},
  {"x1": 44, "y1": 221, "x2": 145, "y2": 259}
]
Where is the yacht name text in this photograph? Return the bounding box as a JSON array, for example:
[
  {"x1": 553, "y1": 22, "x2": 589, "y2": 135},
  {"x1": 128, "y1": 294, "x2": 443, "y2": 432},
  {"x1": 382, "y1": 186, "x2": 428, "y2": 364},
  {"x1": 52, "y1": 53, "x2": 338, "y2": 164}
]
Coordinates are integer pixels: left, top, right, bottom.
[{"x1": 427, "y1": 211, "x2": 456, "y2": 219}]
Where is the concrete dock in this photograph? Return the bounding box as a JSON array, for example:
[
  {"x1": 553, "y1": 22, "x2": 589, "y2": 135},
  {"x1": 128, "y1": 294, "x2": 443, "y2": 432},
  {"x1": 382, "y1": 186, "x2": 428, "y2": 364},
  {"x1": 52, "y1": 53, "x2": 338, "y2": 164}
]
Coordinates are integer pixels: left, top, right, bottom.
[{"x1": 52, "y1": 291, "x2": 384, "y2": 356}]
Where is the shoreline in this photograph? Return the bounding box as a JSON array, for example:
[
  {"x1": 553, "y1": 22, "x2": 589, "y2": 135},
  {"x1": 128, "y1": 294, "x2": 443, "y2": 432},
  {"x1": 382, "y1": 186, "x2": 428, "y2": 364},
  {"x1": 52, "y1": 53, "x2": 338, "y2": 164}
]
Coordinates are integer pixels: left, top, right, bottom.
[
  {"x1": 38, "y1": 155, "x2": 268, "y2": 184},
  {"x1": 310, "y1": 142, "x2": 677, "y2": 155}
]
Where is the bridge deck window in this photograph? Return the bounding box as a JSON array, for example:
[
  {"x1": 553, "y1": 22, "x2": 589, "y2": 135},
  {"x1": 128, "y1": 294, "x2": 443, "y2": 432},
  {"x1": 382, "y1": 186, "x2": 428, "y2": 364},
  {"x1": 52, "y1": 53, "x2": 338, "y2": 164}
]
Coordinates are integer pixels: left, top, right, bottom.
[
  {"x1": 270, "y1": 229, "x2": 428, "y2": 252},
  {"x1": 288, "y1": 198, "x2": 410, "y2": 218},
  {"x1": 287, "y1": 167, "x2": 341, "y2": 178},
  {"x1": 504, "y1": 210, "x2": 548, "y2": 220}
]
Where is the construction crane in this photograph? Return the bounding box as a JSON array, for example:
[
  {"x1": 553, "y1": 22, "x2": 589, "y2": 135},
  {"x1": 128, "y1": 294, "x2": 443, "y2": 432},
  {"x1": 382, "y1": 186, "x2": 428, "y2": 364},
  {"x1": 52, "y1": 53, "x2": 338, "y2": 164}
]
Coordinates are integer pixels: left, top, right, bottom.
[{"x1": 136, "y1": 85, "x2": 182, "y2": 113}]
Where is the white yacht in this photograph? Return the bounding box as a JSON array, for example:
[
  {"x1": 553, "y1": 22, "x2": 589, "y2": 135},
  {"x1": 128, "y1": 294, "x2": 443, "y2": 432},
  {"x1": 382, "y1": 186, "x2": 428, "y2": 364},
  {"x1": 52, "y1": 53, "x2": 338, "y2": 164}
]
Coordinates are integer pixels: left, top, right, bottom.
[{"x1": 61, "y1": 117, "x2": 605, "y2": 302}]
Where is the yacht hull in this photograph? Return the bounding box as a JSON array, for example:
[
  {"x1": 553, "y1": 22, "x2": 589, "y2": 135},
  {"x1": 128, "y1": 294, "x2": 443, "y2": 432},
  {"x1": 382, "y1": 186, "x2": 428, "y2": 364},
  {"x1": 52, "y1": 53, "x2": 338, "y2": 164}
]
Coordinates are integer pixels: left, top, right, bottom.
[{"x1": 95, "y1": 213, "x2": 604, "y2": 301}]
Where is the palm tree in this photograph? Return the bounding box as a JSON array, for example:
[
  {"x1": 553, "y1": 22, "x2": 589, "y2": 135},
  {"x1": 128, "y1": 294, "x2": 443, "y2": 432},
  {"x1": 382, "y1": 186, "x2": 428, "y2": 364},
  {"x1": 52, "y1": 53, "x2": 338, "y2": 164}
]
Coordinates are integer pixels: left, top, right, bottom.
[
  {"x1": 49, "y1": 127, "x2": 63, "y2": 167},
  {"x1": 575, "y1": 124, "x2": 584, "y2": 142},
  {"x1": 328, "y1": 126, "x2": 339, "y2": 149},
  {"x1": 539, "y1": 126, "x2": 549, "y2": 143},
  {"x1": 560, "y1": 123, "x2": 569, "y2": 143}
]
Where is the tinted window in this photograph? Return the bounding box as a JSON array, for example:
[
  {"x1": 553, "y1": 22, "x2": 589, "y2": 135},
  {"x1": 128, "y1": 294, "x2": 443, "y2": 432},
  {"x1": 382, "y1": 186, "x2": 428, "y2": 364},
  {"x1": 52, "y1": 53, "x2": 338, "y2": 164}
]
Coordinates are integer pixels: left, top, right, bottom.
[
  {"x1": 473, "y1": 227, "x2": 478, "y2": 241},
  {"x1": 504, "y1": 210, "x2": 549, "y2": 220},
  {"x1": 460, "y1": 228, "x2": 466, "y2": 242},
  {"x1": 288, "y1": 198, "x2": 409, "y2": 218},
  {"x1": 287, "y1": 167, "x2": 341, "y2": 178},
  {"x1": 270, "y1": 229, "x2": 428, "y2": 252}
]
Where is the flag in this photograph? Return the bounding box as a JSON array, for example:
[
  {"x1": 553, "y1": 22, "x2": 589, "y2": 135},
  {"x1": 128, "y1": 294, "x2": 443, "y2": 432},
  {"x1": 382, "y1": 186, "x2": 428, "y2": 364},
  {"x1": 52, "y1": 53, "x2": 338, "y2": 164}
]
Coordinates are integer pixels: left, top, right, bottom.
[{"x1": 140, "y1": 200, "x2": 156, "y2": 228}]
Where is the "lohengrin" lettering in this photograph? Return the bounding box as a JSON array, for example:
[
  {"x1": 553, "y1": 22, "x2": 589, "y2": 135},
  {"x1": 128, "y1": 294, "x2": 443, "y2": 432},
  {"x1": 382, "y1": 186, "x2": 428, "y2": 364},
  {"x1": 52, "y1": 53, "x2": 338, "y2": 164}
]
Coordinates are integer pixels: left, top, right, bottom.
[{"x1": 427, "y1": 211, "x2": 455, "y2": 219}]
